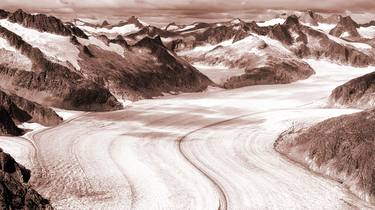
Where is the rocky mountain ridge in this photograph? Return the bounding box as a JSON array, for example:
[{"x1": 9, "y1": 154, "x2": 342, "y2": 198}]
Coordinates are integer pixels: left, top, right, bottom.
[{"x1": 0, "y1": 9, "x2": 212, "y2": 111}]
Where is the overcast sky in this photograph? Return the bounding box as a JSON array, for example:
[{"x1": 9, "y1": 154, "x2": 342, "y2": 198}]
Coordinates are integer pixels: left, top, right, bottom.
[{"x1": 1, "y1": 0, "x2": 375, "y2": 11}]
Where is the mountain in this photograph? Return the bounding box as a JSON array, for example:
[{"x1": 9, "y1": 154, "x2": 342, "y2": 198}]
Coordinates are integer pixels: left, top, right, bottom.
[
  {"x1": 263, "y1": 15, "x2": 374, "y2": 67},
  {"x1": 329, "y1": 16, "x2": 360, "y2": 38},
  {"x1": 4, "y1": 9, "x2": 87, "y2": 38},
  {"x1": 149, "y1": 13, "x2": 374, "y2": 87},
  {"x1": 76, "y1": 16, "x2": 148, "y2": 38},
  {"x1": 179, "y1": 33, "x2": 314, "y2": 88},
  {"x1": 162, "y1": 14, "x2": 374, "y2": 67},
  {"x1": 0, "y1": 89, "x2": 62, "y2": 136},
  {"x1": 0, "y1": 9, "x2": 211, "y2": 110},
  {"x1": 275, "y1": 109, "x2": 375, "y2": 204},
  {"x1": 0, "y1": 148, "x2": 53, "y2": 209},
  {"x1": 77, "y1": 35, "x2": 212, "y2": 100},
  {"x1": 330, "y1": 71, "x2": 375, "y2": 108}
]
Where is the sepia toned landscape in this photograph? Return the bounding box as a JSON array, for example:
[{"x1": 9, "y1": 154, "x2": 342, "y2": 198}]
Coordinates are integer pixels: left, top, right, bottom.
[{"x1": 0, "y1": 0, "x2": 374, "y2": 209}]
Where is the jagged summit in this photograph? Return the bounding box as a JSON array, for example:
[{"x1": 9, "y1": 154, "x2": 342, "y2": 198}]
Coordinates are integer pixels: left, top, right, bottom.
[
  {"x1": 101, "y1": 20, "x2": 110, "y2": 27},
  {"x1": 2, "y1": 9, "x2": 88, "y2": 38},
  {"x1": 230, "y1": 18, "x2": 244, "y2": 25},
  {"x1": 330, "y1": 16, "x2": 360, "y2": 37},
  {"x1": 124, "y1": 16, "x2": 147, "y2": 27},
  {"x1": 284, "y1": 15, "x2": 300, "y2": 26},
  {"x1": 135, "y1": 35, "x2": 164, "y2": 48}
]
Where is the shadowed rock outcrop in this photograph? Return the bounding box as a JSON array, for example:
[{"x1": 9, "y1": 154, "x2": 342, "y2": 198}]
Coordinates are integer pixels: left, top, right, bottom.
[
  {"x1": 0, "y1": 89, "x2": 62, "y2": 127},
  {"x1": 0, "y1": 148, "x2": 53, "y2": 209},
  {"x1": 0, "y1": 108, "x2": 23, "y2": 136},
  {"x1": 0, "y1": 9, "x2": 10, "y2": 19}
]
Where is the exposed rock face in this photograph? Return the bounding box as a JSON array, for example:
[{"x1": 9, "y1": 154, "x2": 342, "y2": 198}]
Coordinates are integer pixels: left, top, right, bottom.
[
  {"x1": 330, "y1": 71, "x2": 375, "y2": 108},
  {"x1": 101, "y1": 20, "x2": 110, "y2": 27},
  {"x1": 7, "y1": 9, "x2": 87, "y2": 38},
  {"x1": 125, "y1": 26, "x2": 176, "y2": 45},
  {"x1": 299, "y1": 10, "x2": 323, "y2": 26},
  {"x1": 264, "y1": 15, "x2": 373, "y2": 67},
  {"x1": 329, "y1": 16, "x2": 360, "y2": 37},
  {"x1": 0, "y1": 148, "x2": 53, "y2": 209},
  {"x1": 275, "y1": 109, "x2": 375, "y2": 204},
  {"x1": 360, "y1": 20, "x2": 375, "y2": 28},
  {"x1": 125, "y1": 16, "x2": 146, "y2": 28},
  {"x1": 180, "y1": 30, "x2": 315, "y2": 88},
  {"x1": 167, "y1": 20, "x2": 262, "y2": 52},
  {"x1": 78, "y1": 35, "x2": 212, "y2": 100},
  {"x1": 0, "y1": 25, "x2": 122, "y2": 111},
  {"x1": 0, "y1": 9, "x2": 10, "y2": 19},
  {"x1": 0, "y1": 89, "x2": 62, "y2": 127},
  {"x1": 0, "y1": 9, "x2": 212, "y2": 108},
  {"x1": 154, "y1": 14, "x2": 374, "y2": 68},
  {"x1": 0, "y1": 108, "x2": 23, "y2": 136}
]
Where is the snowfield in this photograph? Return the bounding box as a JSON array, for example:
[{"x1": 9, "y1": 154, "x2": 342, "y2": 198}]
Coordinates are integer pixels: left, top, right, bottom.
[
  {"x1": 256, "y1": 18, "x2": 285, "y2": 27},
  {"x1": 0, "y1": 19, "x2": 81, "y2": 70},
  {"x1": 358, "y1": 26, "x2": 375, "y2": 39},
  {"x1": 78, "y1": 23, "x2": 143, "y2": 38},
  {"x1": 192, "y1": 64, "x2": 245, "y2": 85},
  {"x1": 1, "y1": 60, "x2": 375, "y2": 209}
]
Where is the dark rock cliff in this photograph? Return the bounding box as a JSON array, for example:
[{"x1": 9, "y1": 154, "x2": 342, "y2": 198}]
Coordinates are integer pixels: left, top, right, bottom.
[{"x1": 0, "y1": 148, "x2": 53, "y2": 209}]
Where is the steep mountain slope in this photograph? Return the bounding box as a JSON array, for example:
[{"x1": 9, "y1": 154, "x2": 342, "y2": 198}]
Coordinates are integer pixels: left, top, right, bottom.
[
  {"x1": 77, "y1": 35, "x2": 212, "y2": 100},
  {"x1": 0, "y1": 89, "x2": 62, "y2": 136},
  {"x1": 329, "y1": 16, "x2": 360, "y2": 38},
  {"x1": 330, "y1": 71, "x2": 375, "y2": 108},
  {"x1": 0, "y1": 9, "x2": 211, "y2": 110},
  {"x1": 0, "y1": 148, "x2": 53, "y2": 209},
  {"x1": 275, "y1": 109, "x2": 375, "y2": 204},
  {"x1": 6, "y1": 9, "x2": 87, "y2": 38},
  {"x1": 0, "y1": 12, "x2": 122, "y2": 111}
]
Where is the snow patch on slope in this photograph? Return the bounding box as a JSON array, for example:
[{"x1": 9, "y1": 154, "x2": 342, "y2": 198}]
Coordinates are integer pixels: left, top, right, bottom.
[
  {"x1": 193, "y1": 64, "x2": 245, "y2": 85},
  {"x1": 79, "y1": 24, "x2": 140, "y2": 36},
  {"x1": 252, "y1": 33, "x2": 292, "y2": 54},
  {"x1": 256, "y1": 18, "x2": 285, "y2": 27},
  {"x1": 0, "y1": 36, "x2": 33, "y2": 71},
  {"x1": 19, "y1": 122, "x2": 46, "y2": 131},
  {"x1": 78, "y1": 37, "x2": 124, "y2": 57},
  {"x1": 0, "y1": 19, "x2": 81, "y2": 70},
  {"x1": 358, "y1": 26, "x2": 375, "y2": 39},
  {"x1": 0, "y1": 36, "x2": 16, "y2": 52},
  {"x1": 176, "y1": 24, "x2": 197, "y2": 32},
  {"x1": 327, "y1": 34, "x2": 372, "y2": 49},
  {"x1": 53, "y1": 108, "x2": 83, "y2": 121},
  {"x1": 304, "y1": 23, "x2": 336, "y2": 33},
  {"x1": 178, "y1": 38, "x2": 234, "y2": 55}
]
